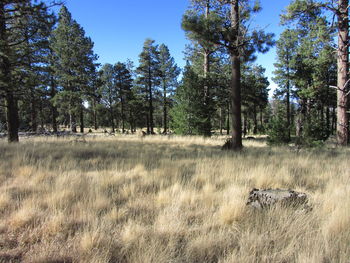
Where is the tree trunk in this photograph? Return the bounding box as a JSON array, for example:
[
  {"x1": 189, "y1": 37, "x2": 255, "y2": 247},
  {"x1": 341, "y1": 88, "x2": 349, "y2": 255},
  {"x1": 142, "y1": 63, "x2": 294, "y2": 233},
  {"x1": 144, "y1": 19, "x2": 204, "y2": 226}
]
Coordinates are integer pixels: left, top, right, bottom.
[
  {"x1": 119, "y1": 79, "x2": 125, "y2": 134},
  {"x1": 93, "y1": 99, "x2": 98, "y2": 130},
  {"x1": 163, "y1": 81, "x2": 167, "y2": 133},
  {"x1": 332, "y1": 106, "x2": 337, "y2": 134},
  {"x1": 336, "y1": 0, "x2": 349, "y2": 145},
  {"x1": 110, "y1": 108, "x2": 115, "y2": 133},
  {"x1": 260, "y1": 107, "x2": 263, "y2": 132},
  {"x1": 253, "y1": 106, "x2": 258, "y2": 134},
  {"x1": 6, "y1": 92, "x2": 19, "y2": 142},
  {"x1": 219, "y1": 106, "x2": 223, "y2": 135},
  {"x1": 148, "y1": 68, "x2": 154, "y2": 134},
  {"x1": 69, "y1": 113, "x2": 77, "y2": 133},
  {"x1": 286, "y1": 76, "x2": 291, "y2": 141},
  {"x1": 0, "y1": 2, "x2": 19, "y2": 142},
  {"x1": 326, "y1": 105, "x2": 330, "y2": 136},
  {"x1": 80, "y1": 107, "x2": 84, "y2": 133},
  {"x1": 203, "y1": 0, "x2": 212, "y2": 137},
  {"x1": 228, "y1": 0, "x2": 243, "y2": 150},
  {"x1": 146, "y1": 114, "x2": 150, "y2": 134},
  {"x1": 39, "y1": 98, "x2": 44, "y2": 130},
  {"x1": 50, "y1": 81, "x2": 58, "y2": 132},
  {"x1": 226, "y1": 102, "x2": 230, "y2": 135},
  {"x1": 243, "y1": 113, "x2": 247, "y2": 138},
  {"x1": 30, "y1": 87, "x2": 37, "y2": 132}
]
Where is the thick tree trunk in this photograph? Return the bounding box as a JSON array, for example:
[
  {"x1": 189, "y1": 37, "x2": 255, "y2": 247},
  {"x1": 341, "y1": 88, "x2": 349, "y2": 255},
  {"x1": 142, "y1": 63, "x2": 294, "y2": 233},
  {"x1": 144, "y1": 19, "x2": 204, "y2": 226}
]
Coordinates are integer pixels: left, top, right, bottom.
[
  {"x1": 6, "y1": 92, "x2": 19, "y2": 142},
  {"x1": 336, "y1": 0, "x2": 349, "y2": 145},
  {"x1": 243, "y1": 113, "x2": 247, "y2": 138},
  {"x1": 229, "y1": 51, "x2": 242, "y2": 147},
  {"x1": 227, "y1": 0, "x2": 243, "y2": 150}
]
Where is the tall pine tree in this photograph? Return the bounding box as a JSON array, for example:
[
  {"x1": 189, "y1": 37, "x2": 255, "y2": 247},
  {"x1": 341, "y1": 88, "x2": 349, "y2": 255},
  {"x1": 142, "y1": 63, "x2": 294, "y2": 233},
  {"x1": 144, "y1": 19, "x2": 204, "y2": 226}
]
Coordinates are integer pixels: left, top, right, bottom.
[
  {"x1": 182, "y1": 0, "x2": 274, "y2": 149},
  {"x1": 50, "y1": 5, "x2": 98, "y2": 133},
  {"x1": 136, "y1": 39, "x2": 160, "y2": 134}
]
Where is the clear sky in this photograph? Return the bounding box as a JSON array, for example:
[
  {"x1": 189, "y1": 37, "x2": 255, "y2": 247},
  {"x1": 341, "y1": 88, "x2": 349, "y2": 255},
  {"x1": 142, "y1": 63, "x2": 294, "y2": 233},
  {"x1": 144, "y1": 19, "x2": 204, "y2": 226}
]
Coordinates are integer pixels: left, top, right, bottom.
[{"x1": 64, "y1": 0, "x2": 292, "y2": 94}]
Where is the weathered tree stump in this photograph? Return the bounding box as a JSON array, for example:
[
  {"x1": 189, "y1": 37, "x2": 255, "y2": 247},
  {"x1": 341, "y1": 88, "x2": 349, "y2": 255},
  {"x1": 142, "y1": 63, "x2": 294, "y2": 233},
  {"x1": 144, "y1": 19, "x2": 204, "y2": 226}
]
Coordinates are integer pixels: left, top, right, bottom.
[{"x1": 246, "y1": 188, "x2": 308, "y2": 210}]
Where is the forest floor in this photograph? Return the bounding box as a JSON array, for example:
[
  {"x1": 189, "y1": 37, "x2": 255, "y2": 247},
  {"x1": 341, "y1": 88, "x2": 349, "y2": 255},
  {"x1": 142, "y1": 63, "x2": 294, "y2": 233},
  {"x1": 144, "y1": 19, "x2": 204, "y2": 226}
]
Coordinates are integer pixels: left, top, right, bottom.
[{"x1": 0, "y1": 135, "x2": 349, "y2": 262}]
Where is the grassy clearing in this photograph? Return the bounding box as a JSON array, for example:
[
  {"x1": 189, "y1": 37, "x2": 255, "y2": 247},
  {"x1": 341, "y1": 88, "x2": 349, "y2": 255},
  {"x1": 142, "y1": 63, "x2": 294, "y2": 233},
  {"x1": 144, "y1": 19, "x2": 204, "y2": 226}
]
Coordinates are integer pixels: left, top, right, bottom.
[{"x1": 0, "y1": 135, "x2": 349, "y2": 262}]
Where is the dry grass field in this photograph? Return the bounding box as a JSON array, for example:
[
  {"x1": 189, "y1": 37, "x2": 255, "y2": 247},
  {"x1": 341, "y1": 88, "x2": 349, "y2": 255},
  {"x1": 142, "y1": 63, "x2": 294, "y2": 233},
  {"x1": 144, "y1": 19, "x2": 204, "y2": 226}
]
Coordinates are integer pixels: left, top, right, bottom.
[{"x1": 0, "y1": 135, "x2": 349, "y2": 263}]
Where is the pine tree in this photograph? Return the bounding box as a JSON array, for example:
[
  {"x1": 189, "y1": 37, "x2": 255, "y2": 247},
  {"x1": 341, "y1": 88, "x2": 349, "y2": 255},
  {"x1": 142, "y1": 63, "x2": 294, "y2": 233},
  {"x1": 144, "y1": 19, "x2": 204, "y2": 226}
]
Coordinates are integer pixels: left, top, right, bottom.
[
  {"x1": 50, "y1": 5, "x2": 98, "y2": 133},
  {"x1": 0, "y1": 1, "x2": 57, "y2": 142},
  {"x1": 182, "y1": 0, "x2": 274, "y2": 149},
  {"x1": 99, "y1": 63, "x2": 117, "y2": 132},
  {"x1": 183, "y1": 0, "x2": 218, "y2": 136},
  {"x1": 281, "y1": 4, "x2": 337, "y2": 142},
  {"x1": 171, "y1": 64, "x2": 207, "y2": 135},
  {"x1": 136, "y1": 39, "x2": 160, "y2": 134},
  {"x1": 273, "y1": 29, "x2": 299, "y2": 141},
  {"x1": 242, "y1": 64, "x2": 269, "y2": 135},
  {"x1": 19, "y1": 6, "x2": 56, "y2": 132},
  {"x1": 283, "y1": 0, "x2": 349, "y2": 145},
  {"x1": 114, "y1": 62, "x2": 133, "y2": 133},
  {"x1": 158, "y1": 44, "x2": 180, "y2": 134}
]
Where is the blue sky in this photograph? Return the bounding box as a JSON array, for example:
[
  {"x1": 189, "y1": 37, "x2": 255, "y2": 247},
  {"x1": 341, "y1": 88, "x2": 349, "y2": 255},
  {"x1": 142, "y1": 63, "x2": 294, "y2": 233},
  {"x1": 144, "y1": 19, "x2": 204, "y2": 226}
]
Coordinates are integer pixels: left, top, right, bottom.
[{"x1": 64, "y1": 0, "x2": 292, "y2": 94}]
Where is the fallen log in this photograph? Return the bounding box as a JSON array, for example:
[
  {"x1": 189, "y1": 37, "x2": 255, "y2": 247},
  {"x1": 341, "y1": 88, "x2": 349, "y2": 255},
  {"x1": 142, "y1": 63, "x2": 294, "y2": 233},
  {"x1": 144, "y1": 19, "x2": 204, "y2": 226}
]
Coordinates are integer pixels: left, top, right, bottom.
[{"x1": 246, "y1": 188, "x2": 309, "y2": 210}]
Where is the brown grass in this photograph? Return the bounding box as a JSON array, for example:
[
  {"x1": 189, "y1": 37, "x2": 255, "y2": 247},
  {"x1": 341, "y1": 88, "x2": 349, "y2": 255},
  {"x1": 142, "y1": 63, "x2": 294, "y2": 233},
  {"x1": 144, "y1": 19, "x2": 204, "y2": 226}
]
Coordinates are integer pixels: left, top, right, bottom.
[{"x1": 0, "y1": 135, "x2": 349, "y2": 262}]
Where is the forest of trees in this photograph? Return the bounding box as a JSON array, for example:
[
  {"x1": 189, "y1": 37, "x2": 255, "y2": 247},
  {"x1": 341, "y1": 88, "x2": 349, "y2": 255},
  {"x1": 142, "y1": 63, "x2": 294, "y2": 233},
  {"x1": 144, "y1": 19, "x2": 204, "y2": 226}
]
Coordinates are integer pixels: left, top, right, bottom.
[{"x1": 0, "y1": 0, "x2": 349, "y2": 149}]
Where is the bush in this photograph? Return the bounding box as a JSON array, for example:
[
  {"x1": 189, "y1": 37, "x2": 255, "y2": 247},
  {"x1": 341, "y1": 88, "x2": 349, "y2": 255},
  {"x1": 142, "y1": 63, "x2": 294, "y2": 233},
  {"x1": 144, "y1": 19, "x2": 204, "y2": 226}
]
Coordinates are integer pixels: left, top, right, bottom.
[{"x1": 267, "y1": 104, "x2": 291, "y2": 145}]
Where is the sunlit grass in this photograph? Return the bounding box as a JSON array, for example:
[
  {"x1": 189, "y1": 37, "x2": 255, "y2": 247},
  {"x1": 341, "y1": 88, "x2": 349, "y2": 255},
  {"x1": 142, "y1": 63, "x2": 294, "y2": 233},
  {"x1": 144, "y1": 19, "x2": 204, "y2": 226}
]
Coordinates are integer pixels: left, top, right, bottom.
[{"x1": 0, "y1": 134, "x2": 349, "y2": 262}]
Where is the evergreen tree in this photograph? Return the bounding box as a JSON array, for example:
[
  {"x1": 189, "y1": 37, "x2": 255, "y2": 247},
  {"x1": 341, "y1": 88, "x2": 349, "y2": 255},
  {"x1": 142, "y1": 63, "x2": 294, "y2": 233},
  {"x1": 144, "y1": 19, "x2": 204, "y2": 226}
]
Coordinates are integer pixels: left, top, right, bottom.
[
  {"x1": 136, "y1": 39, "x2": 160, "y2": 134},
  {"x1": 114, "y1": 62, "x2": 133, "y2": 133},
  {"x1": 171, "y1": 65, "x2": 207, "y2": 135},
  {"x1": 100, "y1": 63, "x2": 117, "y2": 132},
  {"x1": 19, "y1": 6, "x2": 56, "y2": 132},
  {"x1": 182, "y1": 0, "x2": 274, "y2": 149},
  {"x1": 273, "y1": 29, "x2": 299, "y2": 141},
  {"x1": 283, "y1": 0, "x2": 349, "y2": 145},
  {"x1": 50, "y1": 5, "x2": 98, "y2": 133},
  {"x1": 183, "y1": 0, "x2": 218, "y2": 136},
  {"x1": 280, "y1": 5, "x2": 337, "y2": 142},
  {"x1": 158, "y1": 44, "x2": 180, "y2": 134},
  {"x1": 242, "y1": 64, "x2": 270, "y2": 135},
  {"x1": 267, "y1": 100, "x2": 291, "y2": 145},
  {"x1": 0, "y1": 1, "x2": 57, "y2": 142}
]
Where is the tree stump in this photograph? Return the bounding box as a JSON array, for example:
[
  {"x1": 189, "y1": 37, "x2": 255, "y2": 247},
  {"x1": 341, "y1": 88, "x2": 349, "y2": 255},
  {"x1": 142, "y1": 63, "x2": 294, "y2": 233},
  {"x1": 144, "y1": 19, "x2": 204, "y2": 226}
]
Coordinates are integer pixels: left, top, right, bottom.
[{"x1": 246, "y1": 188, "x2": 308, "y2": 210}]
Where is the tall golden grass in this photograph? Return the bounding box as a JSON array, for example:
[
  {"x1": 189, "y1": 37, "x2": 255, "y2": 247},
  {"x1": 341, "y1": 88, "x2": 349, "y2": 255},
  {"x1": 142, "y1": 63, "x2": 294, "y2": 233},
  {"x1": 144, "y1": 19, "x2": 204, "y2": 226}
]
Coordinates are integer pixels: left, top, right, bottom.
[{"x1": 0, "y1": 135, "x2": 349, "y2": 262}]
